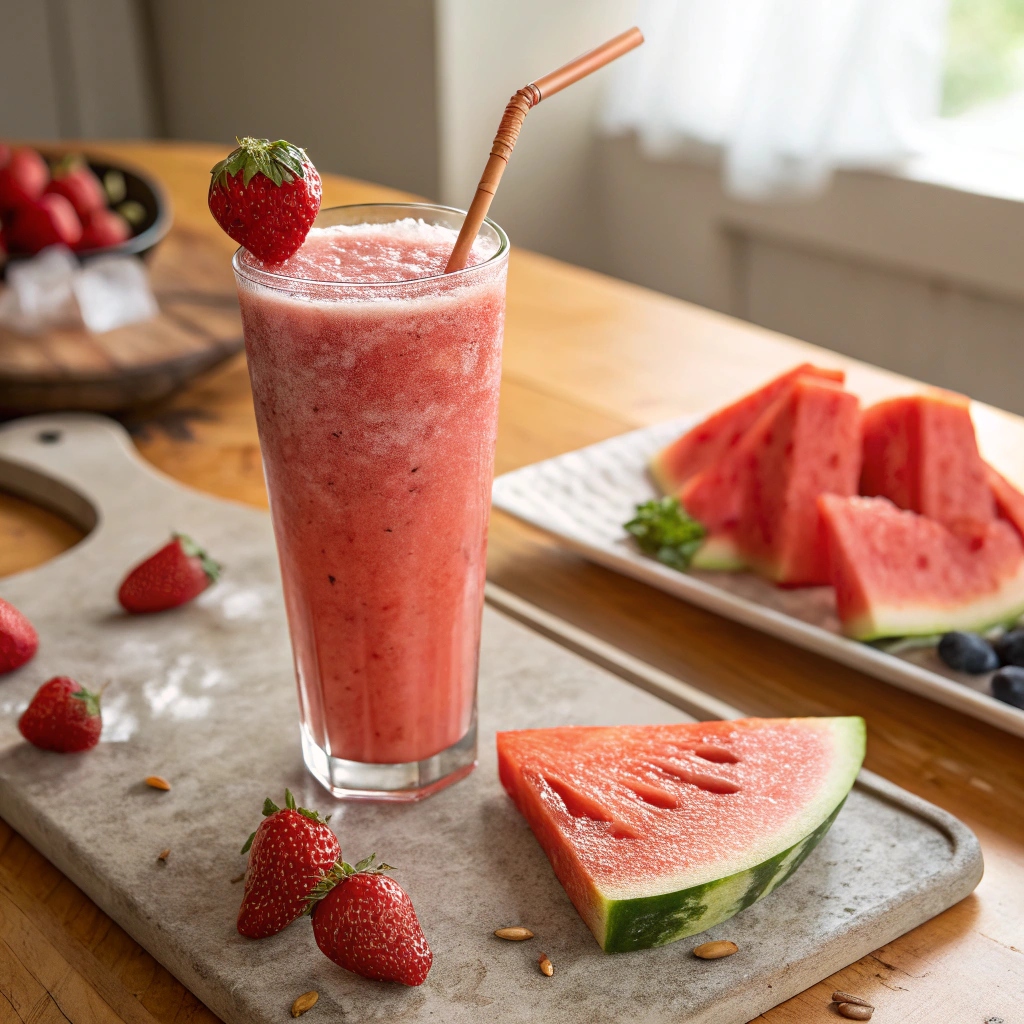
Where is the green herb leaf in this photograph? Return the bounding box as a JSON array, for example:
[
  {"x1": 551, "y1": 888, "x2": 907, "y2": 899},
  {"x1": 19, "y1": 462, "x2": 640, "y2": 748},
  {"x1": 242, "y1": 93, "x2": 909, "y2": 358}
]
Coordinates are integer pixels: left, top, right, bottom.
[{"x1": 624, "y1": 497, "x2": 707, "y2": 572}]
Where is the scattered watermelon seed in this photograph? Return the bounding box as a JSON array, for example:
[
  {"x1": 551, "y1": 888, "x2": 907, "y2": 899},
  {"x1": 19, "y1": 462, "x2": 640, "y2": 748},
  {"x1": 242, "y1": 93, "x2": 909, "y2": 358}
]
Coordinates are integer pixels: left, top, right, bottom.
[
  {"x1": 157, "y1": 849, "x2": 170, "y2": 862},
  {"x1": 290, "y1": 991, "x2": 318, "y2": 1017},
  {"x1": 230, "y1": 873, "x2": 245, "y2": 884},
  {"x1": 145, "y1": 775, "x2": 171, "y2": 791},
  {"x1": 693, "y1": 940, "x2": 738, "y2": 959},
  {"x1": 494, "y1": 926, "x2": 533, "y2": 941},
  {"x1": 832, "y1": 991, "x2": 872, "y2": 1008},
  {"x1": 836, "y1": 1004, "x2": 872, "y2": 1021},
  {"x1": 538, "y1": 953, "x2": 553, "y2": 977}
]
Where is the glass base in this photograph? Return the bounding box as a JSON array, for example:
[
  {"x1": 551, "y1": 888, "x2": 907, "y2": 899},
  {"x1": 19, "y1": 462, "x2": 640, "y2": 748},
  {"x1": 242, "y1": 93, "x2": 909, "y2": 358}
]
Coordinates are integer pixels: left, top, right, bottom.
[{"x1": 300, "y1": 721, "x2": 477, "y2": 802}]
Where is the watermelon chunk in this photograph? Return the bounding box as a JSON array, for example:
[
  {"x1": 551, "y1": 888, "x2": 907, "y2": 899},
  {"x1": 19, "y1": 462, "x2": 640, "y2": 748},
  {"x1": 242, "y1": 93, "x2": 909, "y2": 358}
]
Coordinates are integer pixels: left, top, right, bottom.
[
  {"x1": 860, "y1": 391, "x2": 994, "y2": 528},
  {"x1": 987, "y1": 465, "x2": 1024, "y2": 541},
  {"x1": 723, "y1": 377, "x2": 861, "y2": 585},
  {"x1": 819, "y1": 494, "x2": 1024, "y2": 640},
  {"x1": 650, "y1": 364, "x2": 845, "y2": 495},
  {"x1": 498, "y1": 717, "x2": 864, "y2": 953},
  {"x1": 681, "y1": 378, "x2": 860, "y2": 579}
]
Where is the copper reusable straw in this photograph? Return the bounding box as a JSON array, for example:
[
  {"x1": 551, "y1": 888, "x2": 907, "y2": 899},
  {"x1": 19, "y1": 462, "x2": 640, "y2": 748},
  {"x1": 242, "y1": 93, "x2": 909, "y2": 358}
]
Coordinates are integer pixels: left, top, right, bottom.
[{"x1": 444, "y1": 26, "x2": 644, "y2": 274}]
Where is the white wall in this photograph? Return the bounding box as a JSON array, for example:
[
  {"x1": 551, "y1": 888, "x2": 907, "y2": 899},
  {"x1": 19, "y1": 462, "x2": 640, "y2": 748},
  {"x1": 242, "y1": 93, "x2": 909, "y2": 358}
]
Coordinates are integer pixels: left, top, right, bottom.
[
  {"x1": 147, "y1": 0, "x2": 441, "y2": 199},
  {"x1": 0, "y1": 0, "x2": 156, "y2": 138},
  {"x1": 435, "y1": 0, "x2": 639, "y2": 267}
]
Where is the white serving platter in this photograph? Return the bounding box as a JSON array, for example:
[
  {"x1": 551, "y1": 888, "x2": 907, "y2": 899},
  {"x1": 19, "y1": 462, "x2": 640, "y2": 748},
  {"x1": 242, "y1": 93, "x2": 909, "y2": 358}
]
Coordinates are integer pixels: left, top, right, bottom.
[{"x1": 492, "y1": 416, "x2": 1024, "y2": 740}]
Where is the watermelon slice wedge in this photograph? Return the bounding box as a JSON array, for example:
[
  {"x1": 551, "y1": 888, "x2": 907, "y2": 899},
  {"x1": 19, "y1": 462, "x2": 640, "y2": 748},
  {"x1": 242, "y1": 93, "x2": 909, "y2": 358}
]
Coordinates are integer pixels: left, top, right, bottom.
[
  {"x1": 497, "y1": 716, "x2": 865, "y2": 953},
  {"x1": 860, "y1": 391, "x2": 995, "y2": 528},
  {"x1": 819, "y1": 494, "x2": 1024, "y2": 640},
  {"x1": 650, "y1": 364, "x2": 845, "y2": 496}
]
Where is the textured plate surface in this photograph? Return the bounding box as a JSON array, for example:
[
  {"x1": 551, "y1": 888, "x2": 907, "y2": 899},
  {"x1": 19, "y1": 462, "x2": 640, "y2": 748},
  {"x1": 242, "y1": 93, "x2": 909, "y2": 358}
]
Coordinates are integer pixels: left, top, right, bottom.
[
  {"x1": 0, "y1": 414, "x2": 982, "y2": 1024},
  {"x1": 492, "y1": 418, "x2": 1024, "y2": 740}
]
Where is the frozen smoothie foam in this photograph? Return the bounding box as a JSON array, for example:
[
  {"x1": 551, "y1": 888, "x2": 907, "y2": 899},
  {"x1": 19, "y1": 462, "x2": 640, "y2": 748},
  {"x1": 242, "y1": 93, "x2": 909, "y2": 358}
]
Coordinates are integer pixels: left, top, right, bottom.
[{"x1": 234, "y1": 213, "x2": 508, "y2": 792}]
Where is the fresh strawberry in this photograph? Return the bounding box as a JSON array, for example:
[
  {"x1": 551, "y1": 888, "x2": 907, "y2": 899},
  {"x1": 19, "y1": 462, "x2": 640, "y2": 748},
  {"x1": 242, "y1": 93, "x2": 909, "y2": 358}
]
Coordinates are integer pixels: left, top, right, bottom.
[
  {"x1": 78, "y1": 207, "x2": 131, "y2": 251},
  {"x1": 19, "y1": 677, "x2": 102, "y2": 752},
  {"x1": 208, "y1": 137, "x2": 321, "y2": 263},
  {"x1": 8, "y1": 193, "x2": 82, "y2": 253},
  {"x1": 0, "y1": 147, "x2": 48, "y2": 212},
  {"x1": 117, "y1": 533, "x2": 220, "y2": 614},
  {"x1": 45, "y1": 156, "x2": 106, "y2": 219},
  {"x1": 237, "y1": 789, "x2": 340, "y2": 939},
  {"x1": 0, "y1": 597, "x2": 38, "y2": 674},
  {"x1": 309, "y1": 855, "x2": 433, "y2": 986}
]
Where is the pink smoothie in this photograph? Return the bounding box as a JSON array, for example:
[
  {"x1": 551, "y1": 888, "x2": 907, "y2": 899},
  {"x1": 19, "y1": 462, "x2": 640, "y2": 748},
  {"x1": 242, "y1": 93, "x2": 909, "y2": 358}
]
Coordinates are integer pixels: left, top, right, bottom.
[{"x1": 235, "y1": 219, "x2": 507, "y2": 765}]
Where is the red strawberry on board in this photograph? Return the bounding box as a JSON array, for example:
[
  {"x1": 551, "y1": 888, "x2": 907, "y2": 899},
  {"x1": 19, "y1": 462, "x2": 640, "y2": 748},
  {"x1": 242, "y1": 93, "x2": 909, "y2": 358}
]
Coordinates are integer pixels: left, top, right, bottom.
[
  {"x1": 0, "y1": 147, "x2": 49, "y2": 212},
  {"x1": 309, "y1": 855, "x2": 433, "y2": 986},
  {"x1": 45, "y1": 156, "x2": 106, "y2": 220},
  {"x1": 237, "y1": 789, "x2": 340, "y2": 939},
  {"x1": 19, "y1": 677, "x2": 102, "y2": 753},
  {"x1": 8, "y1": 193, "x2": 83, "y2": 253},
  {"x1": 207, "y1": 137, "x2": 321, "y2": 263},
  {"x1": 118, "y1": 533, "x2": 221, "y2": 614},
  {"x1": 0, "y1": 597, "x2": 38, "y2": 674},
  {"x1": 78, "y1": 208, "x2": 131, "y2": 251}
]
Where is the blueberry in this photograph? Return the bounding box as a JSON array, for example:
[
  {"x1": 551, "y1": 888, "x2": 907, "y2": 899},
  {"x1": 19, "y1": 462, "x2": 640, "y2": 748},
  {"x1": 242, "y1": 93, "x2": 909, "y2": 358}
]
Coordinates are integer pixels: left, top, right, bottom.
[
  {"x1": 937, "y1": 632, "x2": 999, "y2": 674},
  {"x1": 994, "y1": 628, "x2": 1024, "y2": 667},
  {"x1": 992, "y1": 667, "x2": 1024, "y2": 710}
]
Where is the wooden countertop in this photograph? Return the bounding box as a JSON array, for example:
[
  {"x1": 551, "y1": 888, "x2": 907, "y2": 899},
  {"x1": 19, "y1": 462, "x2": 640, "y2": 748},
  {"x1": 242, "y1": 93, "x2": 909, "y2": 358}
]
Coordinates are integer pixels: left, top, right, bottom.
[{"x1": 0, "y1": 142, "x2": 1020, "y2": 1023}]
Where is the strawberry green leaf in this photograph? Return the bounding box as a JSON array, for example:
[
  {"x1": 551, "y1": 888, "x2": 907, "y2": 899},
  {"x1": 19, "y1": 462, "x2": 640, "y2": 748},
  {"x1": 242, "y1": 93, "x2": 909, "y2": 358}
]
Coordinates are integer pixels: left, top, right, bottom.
[
  {"x1": 261, "y1": 797, "x2": 279, "y2": 817},
  {"x1": 284, "y1": 789, "x2": 297, "y2": 811},
  {"x1": 174, "y1": 533, "x2": 221, "y2": 583},
  {"x1": 240, "y1": 831, "x2": 256, "y2": 855},
  {"x1": 71, "y1": 686, "x2": 102, "y2": 717},
  {"x1": 209, "y1": 137, "x2": 310, "y2": 191}
]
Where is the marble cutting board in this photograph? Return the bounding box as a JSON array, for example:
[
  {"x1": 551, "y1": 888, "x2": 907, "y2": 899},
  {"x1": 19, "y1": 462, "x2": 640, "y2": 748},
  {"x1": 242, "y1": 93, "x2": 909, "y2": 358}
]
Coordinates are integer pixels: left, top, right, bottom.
[{"x1": 0, "y1": 414, "x2": 982, "y2": 1024}]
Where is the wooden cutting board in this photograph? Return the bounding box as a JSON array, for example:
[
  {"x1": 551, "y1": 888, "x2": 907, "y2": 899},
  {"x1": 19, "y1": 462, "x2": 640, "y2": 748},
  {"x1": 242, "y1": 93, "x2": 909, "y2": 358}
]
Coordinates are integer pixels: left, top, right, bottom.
[
  {"x1": 0, "y1": 413, "x2": 982, "y2": 1024},
  {"x1": 0, "y1": 228, "x2": 241, "y2": 415}
]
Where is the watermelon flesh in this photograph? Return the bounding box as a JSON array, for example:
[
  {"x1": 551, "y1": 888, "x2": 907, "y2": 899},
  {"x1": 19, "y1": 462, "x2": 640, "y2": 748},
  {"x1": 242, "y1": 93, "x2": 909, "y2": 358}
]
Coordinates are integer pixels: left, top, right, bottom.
[
  {"x1": 497, "y1": 717, "x2": 865, "y2": 953},
  {"x1": 860, "y1": 392, "x2": 994, "y2": 529},
  {"x1": 819, "y1": 494, "x2": 1024, "y2": 640},
  {"x1": 731, "y1": 378, "x2": 861, "y2": 585},
  {"x1": 681, "y1": 377, "x2": 860, "y2": 580},
  {"x1": 650, "y1": 364, "x2": 845, "y2": 496}
]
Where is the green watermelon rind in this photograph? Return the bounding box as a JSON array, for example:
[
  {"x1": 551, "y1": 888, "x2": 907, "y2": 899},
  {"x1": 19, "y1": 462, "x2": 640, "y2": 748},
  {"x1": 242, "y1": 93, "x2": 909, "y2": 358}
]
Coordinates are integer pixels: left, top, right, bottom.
[
  {"x1": 845, "y1": 566, "x2": 1024, "y2": 641},
  {"x1": 600, "y1": 797, "x2": 845, "y2": 952},
  {"x1": 690, "y1": 533, "x2": 746, "y2": 572}
]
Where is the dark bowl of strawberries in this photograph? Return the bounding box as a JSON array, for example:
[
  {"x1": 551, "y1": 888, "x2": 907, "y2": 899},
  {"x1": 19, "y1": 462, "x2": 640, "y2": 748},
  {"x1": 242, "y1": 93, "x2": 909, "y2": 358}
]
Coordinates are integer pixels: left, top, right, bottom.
[{"x1": 0, "y1": 143, "x2": 172, "y2": 276}]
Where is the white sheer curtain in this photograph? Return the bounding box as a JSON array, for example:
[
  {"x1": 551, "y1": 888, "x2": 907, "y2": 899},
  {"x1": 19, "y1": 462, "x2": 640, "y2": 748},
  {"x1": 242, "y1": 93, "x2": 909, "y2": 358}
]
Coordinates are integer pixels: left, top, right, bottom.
[{"x1": 603, "y1": 0, "x2": 950, "y2": 200}]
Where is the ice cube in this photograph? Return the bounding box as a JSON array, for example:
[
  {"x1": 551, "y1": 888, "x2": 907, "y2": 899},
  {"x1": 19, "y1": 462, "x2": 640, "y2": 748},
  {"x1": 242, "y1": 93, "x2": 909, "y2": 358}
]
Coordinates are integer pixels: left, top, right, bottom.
[
  {"x1": 0, "y1": 245, "x2": 81, "y2": 333},
  {"x1": 72, "y1": 255, "x2": 159, "y2": 333}
]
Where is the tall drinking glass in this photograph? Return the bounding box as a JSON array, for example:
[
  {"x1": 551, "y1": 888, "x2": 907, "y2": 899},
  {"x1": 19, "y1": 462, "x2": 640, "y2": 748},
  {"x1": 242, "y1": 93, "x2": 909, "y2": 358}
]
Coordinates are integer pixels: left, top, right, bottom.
[{"x1": 232, "y1": 204, "x2": 509, "y2": 800}]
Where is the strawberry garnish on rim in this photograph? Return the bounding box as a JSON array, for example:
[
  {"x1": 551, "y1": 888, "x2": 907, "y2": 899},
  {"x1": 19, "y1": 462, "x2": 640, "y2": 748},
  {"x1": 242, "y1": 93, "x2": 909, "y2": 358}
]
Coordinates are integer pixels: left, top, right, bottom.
[
  {"x1": 307, "y1": 854, "x2": 433, "y2": 986},
  {"x1": 208, "y1": 137, "x2": 322, "y2": 263}
]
